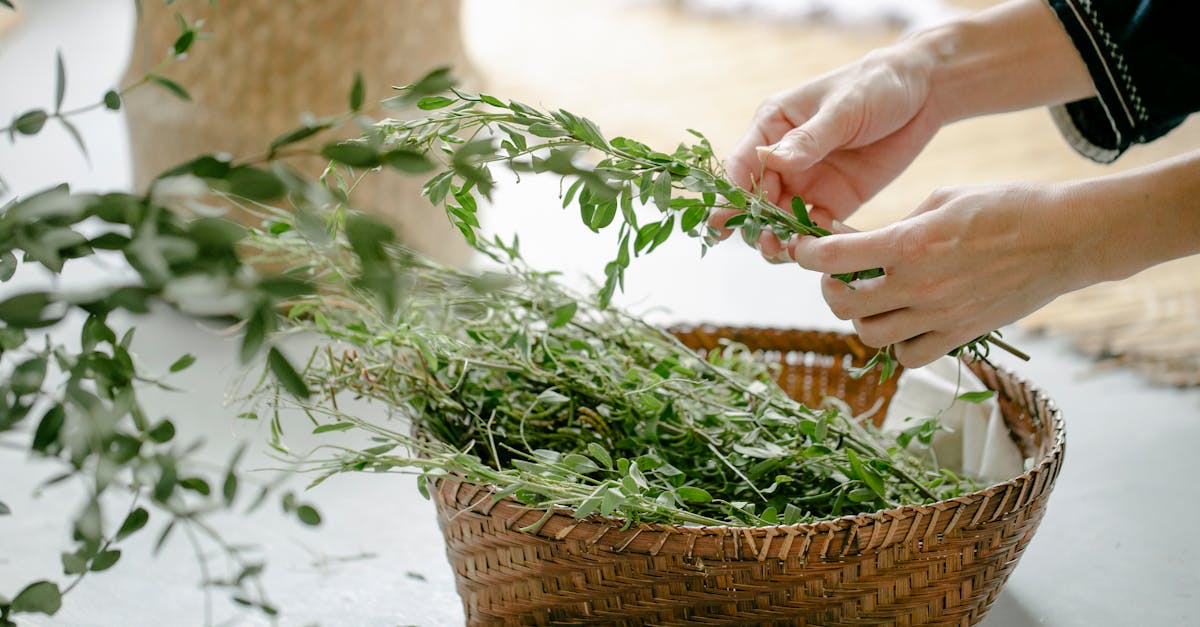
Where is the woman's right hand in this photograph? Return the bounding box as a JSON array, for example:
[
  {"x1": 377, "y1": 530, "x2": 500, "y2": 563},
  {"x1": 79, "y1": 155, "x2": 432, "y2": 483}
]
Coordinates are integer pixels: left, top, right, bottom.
[
  {"x1": 714, "y1": 0, "x2": 1098, "y2": 262},
  {"x1": 718, "y1": 39, "x2": 945, "y2": 253}
]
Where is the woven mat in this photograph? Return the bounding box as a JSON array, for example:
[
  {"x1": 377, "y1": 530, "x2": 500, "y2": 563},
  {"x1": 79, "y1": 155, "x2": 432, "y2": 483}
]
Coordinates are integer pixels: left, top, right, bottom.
[{"x1": 1020, "y1": 258, "x2": 1200, "y2": 386}]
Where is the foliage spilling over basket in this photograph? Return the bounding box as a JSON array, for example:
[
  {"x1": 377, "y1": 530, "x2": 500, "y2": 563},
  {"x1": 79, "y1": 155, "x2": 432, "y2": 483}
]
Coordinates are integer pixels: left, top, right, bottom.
[{"x1": 0, "y1": 44, "x2": 1062, "y2": 626}]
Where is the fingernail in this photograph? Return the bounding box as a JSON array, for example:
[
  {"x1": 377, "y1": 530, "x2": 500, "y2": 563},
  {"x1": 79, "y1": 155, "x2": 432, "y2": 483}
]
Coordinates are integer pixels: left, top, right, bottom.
[{"x1": 756, "y1": 144, "x2": 793, "y2": 160}]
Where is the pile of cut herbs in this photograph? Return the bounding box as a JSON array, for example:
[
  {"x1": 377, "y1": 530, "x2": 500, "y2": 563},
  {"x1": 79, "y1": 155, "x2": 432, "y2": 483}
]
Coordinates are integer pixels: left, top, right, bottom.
[
  {"x1": 228, "y1": 70, "x2": 993, "y2": 527},
  {"x1": 247, "y1": 221, "x2": 975, "y2": 527}
]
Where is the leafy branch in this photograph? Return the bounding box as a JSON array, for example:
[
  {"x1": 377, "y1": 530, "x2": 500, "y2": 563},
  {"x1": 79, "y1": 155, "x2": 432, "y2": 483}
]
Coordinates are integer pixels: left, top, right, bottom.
[
  {"x1": 0, "y1": 7, "x2": 201, "y2": 182},
  {"x1": 233, "y1": 219, "x2": 973, "y2": 527},
  {"x1": 356, "y1": 74, "x2": 1027, "y2": 377}
]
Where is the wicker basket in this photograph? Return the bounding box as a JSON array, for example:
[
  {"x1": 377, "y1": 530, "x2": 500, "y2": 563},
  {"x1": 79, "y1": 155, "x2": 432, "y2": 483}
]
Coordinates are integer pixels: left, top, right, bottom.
[{"x1": 431, "y1": 326, "x2": 1066, "y2": 626}]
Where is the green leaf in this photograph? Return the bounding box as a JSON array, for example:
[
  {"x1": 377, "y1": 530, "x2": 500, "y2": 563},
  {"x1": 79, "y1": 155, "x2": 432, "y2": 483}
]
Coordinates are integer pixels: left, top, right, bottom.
[
  {"x1": 675, "y1": 487, "x2": 712, "y2": 504},
  {"x1": 957, "y1": 390, "x2": 995, "y2": 404},
  {"x1": 269, "y1": 123, "x2": 329, "y2": 153},
  {"x1": 313, "y1": 422, "x2": 354, "y2": 434},
  {"x1": 791, "y1": 196, "x2": 814, "y2": 227},
  {"x1": 268, "y1": 347, "x2": 310, "y2": 399},
  {"x1": 116, "y1": 507, "x2": 149, "y2": 540},
  {"x1": 479, "y1": 93, "x2": 505, "y2": 107},
  {"x1": 10, "y1": 581, "x2": 62, "y2": 615},
  {"x1": 528, "y1": 122, "x2": 568, "y2": 138},
  {"x1": 847, "y1": 449, "x2": 886, "y2": 498},
  {"x1": 549, "y1": 302, "x2": 577, "y2": 328},
  {"x1": 587, "y1": 442, "x2": 613, "y2": 470},
  {"x1": 103, "y1": 90, "x2": 121, "y2": 111},
  {"x1": 382, "y1": 148, "x2": 433, "y2": 173},
  {"x1": 189, "y1": 217, "x2": 247, "y2": 252},
  {"x1": 536, "y1": 389, "x2": 569, "y2": 406},
  {"x1": 647, "y1": 215, "x2": 674, "y2": 253},
  {"x1": 296, "y1": 505, "x2": 321, "y2": 526},
  {"x1": 11, "y1": 357, "x2": 47, "y2": 395},
  {"x1": 226, "y1": 166, "x2": 285, "y2": 201},
  {"x1": 257, "y1": 276, "x2": 313, "y2": 300},
  {"x1": 180, "y1": 477, "x2": 210, "y2": 495},
  {"x1": 0, "y1": 326, "x2": 26, "y2": 352},
  {"x1": 223, "y1": 473, "x2": 238, "y2": 506},
  {"x1": 167, "y1": 353, "x2": 196, "y2": 373},
  {"x1": 384, "y1": 66, "x2": 456, "y2": 109},
  {"x1": 31, "y1": 405, "x2": 65, "y2": 452},
  {"x1": 59, "y1": 117, "x2": 89, "y2": 161},
  {"x1": 349, "y1": 71, "x2": 365, "y2": 111},
  {"x1": 0, "y1": 0, "x2": 14, "y2": 9},
  {"x1": 13, "y1": 109, "x2": 48, "y2": 135},
  {"x1": 54, "y1": 50, "x2": 66, "y2": 112},
  {"x1": 173, "y1": 29, "x2": 195, "y2": 56},
  {"x1": 652, "y1": 170, "x2": 672, "y2": 213},
  {"x1": 159, "y1": 154, "x2": 230, "y2": 180},
  {"x1": 240, "y1": 305, "x2": 271, "y2": 363},
  {"x1": 634, "y1": 222, "x2": 660, "y2": 253},
  {"x1": 680, "y1": 205, "x2": 708, "y2": 233},
  {"x1": 320, "y1": 142, "x2": 381, "y2": 168},
  {"x1": 0, "y1": 500, "x2": 9, "y2": 515},
  {"x1": 147, "y1": 419, "x2": 175, "y2": 444},
  {"x1": 90, "y1": 549, "x2": 121, "y2": 572},
  {"x1": 149, "y1": 75, "x2": 190, "y2": 101},
  {"x1": 589, "y1": 201, "x2": 617, "y2": 231},
  {"x1": 61, "y1": 551, "x2": 87, "y2": 575},
  {"x1": 153, "y1": 520, "x2": 176, "y2": 555},
  {"x1": 0, "y1": 250, "x2": 17, "y2": 281},
  {"x1": 416, "y1": 96, "x2": 455, "y2": 110}
]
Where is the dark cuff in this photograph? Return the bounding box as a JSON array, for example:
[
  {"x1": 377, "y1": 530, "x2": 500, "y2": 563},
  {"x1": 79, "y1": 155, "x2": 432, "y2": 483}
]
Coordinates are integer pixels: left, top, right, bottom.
[{"x1": 1044, "y1": 0, "x2": 1142, "y2": 163}]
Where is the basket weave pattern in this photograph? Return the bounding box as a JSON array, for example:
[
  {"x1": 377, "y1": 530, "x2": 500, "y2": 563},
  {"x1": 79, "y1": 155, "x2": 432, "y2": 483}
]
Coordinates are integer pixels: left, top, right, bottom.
[
  {"x1": 124, "y1": 0, "x2": 475, "y2": 266},
  {"x1": 432, "y1": 327, "x2": 1065, "y2": 626}
]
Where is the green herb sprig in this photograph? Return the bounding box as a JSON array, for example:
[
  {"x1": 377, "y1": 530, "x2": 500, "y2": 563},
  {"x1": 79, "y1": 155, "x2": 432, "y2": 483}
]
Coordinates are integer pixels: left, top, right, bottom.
[
  {"x1": 363, "y1": 72, "x2": 1028, "y2": 377},
  {"x1": 243, "y1": 219, "x2": 975, "y2": 527}
]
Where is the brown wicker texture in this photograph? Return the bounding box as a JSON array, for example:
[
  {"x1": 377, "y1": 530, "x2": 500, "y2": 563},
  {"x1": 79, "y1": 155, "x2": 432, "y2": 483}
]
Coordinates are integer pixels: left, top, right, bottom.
[
  {"x1": 124, "y1": 0, "x2": 474, "y2": 266},
  {"x1": 431, "y1": 326, "x2": 1065, "y2": 626}
]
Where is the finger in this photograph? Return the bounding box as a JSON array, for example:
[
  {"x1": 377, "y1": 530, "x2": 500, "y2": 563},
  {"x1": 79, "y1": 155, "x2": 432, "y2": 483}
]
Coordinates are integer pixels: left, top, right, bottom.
[
  {"x1": 725, "y1": 124, "x2": 770, "y2": 192},
  {"x1": 894, "y1": 331, "x2": 958, "y2": 368},
  {"x1": 852, "y1": 309, "x2": 937, "y2": 350},
  {"x1": 759, "y1": 107, "x2": 852, "y2": 173},
  {"x1": 807, "y1": 206, "x2": 836, "y2": 229},
  {"x1": 787, "y1": 228, "x2": 900, "y2": 274},
  {"x1": 707, "y1": 208, "x2": 741, "y2": 241},
  {"x1": 821, "y1": 273, "x2": 906, "y2": 320},
  {"x1": 757, "y1": 231, "x2": 792, "y2": 264}
]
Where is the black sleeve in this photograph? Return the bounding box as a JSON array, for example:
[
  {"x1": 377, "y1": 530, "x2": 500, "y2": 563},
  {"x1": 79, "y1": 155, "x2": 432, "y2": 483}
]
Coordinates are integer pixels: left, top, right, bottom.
[{"x1": 1044, "y1": 0, "x2": 1200, "y2": 163}]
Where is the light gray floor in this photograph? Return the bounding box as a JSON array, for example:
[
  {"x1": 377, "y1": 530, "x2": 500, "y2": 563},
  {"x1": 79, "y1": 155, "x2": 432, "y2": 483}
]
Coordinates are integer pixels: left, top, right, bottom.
[{"x1": 1, "y1": 3, "x2": 1198, "y2": 626}]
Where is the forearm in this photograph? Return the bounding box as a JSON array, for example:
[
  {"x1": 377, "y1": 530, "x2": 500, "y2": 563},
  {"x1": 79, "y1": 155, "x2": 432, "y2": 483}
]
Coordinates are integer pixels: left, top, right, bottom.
[
  {"x1": 901, "y1": 0, "x2": 1095, "y2": 124},
  {"x1": 1064, "y1": 150, "x2": 1200, "y2": 284}
]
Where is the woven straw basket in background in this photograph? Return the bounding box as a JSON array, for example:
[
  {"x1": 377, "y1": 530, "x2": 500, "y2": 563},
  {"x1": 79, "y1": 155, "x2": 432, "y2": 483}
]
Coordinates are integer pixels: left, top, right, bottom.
[
  {"x1": 123, "y1": 1, "x2": 475, "y2": 267},
  {"x1": 432, "y1": 327, "x2": 1066, "y2": 626}
]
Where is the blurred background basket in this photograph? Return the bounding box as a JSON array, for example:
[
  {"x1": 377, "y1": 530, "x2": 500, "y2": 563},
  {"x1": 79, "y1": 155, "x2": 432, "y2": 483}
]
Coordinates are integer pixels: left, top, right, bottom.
[
  {"x1": 431, "y1": 327, "x2": 1065, "y2": 626},
  {"x1": 123, "y1": 0, "x2": 476, "y2": 267}
]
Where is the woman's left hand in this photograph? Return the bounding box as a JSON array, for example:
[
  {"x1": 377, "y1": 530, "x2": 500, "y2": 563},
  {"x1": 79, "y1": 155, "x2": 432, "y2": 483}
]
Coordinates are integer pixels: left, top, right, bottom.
[{"x1": 787, "y1": 182, "x2": 1094, "y2": 367}]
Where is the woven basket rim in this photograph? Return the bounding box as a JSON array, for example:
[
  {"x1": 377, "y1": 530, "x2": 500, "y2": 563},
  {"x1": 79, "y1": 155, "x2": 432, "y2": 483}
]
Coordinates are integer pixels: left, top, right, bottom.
[{"x1": 434, "y1": 326, "x2": 1065, "y2": 541}]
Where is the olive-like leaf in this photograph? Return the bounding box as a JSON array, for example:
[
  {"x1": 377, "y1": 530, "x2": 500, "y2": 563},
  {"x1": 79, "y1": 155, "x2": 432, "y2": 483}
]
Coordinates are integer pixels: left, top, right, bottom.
[
  {"x1": 10, "y1": 580, "x2": 62, "y2": 615},
  {"x1": 267, "y1": 346, "x2": 311, "y2": 400},
  {"x1": 149, "y1": 75, "x2": 191, "y2": 101}
]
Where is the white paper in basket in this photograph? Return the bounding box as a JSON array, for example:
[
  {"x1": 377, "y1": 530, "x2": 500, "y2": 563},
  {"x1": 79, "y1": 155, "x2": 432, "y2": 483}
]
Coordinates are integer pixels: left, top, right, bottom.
[{"x1": 881, "y1": 356, "x2": 1026, "y2": 484}]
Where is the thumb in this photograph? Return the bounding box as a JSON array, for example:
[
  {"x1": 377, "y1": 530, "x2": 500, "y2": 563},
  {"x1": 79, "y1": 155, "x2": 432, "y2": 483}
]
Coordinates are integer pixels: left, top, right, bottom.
[{"x1": 756, "y1": 108, "x2": 849, "y2": 172}]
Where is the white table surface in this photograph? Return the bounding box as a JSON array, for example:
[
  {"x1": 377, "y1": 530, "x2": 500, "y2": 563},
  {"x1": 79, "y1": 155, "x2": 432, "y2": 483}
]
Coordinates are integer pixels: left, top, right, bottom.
[{"x1": 1, "y1": 2, "x2": 1198, "y2": 625}]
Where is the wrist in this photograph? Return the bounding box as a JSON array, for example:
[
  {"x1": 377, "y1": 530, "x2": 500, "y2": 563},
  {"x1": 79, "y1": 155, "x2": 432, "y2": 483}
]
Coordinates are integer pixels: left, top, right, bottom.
[
  {"x1": 1061, "y1": 153, "x2": 1200, "y2": 284},
  {"x1": 906, "y1": 0, "x2": 1095, "y2": 124}
]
